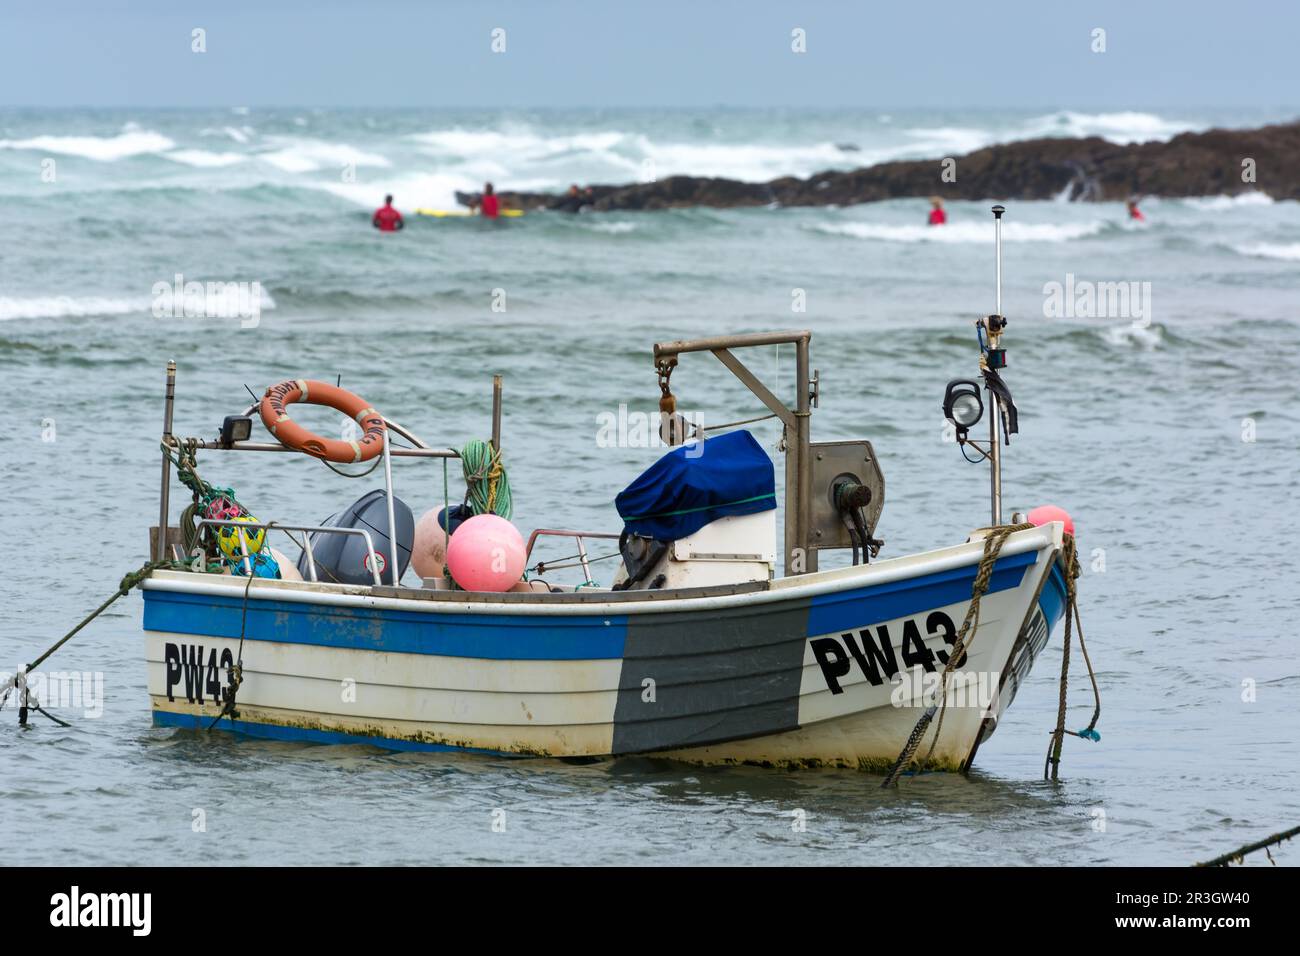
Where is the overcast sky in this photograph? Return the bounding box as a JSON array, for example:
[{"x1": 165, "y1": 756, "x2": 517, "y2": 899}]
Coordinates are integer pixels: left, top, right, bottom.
[{"x1": 1, "y1": 0, "x2": 1294, "y2": 110}]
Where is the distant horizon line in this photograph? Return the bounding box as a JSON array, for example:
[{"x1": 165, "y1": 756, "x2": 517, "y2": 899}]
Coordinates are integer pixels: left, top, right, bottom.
[{"x1": 2, "y1": 104, "x2": 1297, "y2": 115}]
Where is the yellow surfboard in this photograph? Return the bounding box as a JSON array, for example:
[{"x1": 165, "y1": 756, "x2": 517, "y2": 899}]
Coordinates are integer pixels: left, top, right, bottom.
[{"x1": 413, "y1": 208, "x2": 524, "y2": 218}]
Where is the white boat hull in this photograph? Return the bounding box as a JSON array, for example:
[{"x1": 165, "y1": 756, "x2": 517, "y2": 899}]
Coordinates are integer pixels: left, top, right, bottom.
[{"x1": 141, "y1": 523, "x2": 1068, "y2": 770}]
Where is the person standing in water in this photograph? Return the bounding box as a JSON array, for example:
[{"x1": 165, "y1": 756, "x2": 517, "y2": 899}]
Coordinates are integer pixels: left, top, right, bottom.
[
  {"x1": 372, "y1": 194, "x2": 404, "y2": 231},
  {"x1": 928, "y1": 197, "x2": 947, "y2": 226},
  {"x1": 1127, "y1": 197, "x2": 1146, "y2": 222},
  {"x1": 478, "y1": 182, "x2": 500, "y2": 219}
]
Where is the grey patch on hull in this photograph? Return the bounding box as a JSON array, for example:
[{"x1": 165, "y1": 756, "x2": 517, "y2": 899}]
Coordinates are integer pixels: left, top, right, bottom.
[{"x1": 610, "y1": 599, "x2": 810, "y2": 754}]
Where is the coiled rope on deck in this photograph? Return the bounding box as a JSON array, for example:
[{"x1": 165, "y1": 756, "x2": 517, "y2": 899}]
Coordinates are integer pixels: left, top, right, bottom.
[
  {"x1": 881, "y1": 523, "x2": 1031, "y2": 787},
  {"x1": 162, "y1": 439, "x2": 245, "y2": 560},
  {"x1": 460, "y1": 439, "x2": 512, "y2": 519}
]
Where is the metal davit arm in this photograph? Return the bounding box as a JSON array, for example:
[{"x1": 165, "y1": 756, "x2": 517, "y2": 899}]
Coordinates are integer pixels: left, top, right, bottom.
[{"x1": 651, "y1": 330, "x2": 816, "y2": 575}]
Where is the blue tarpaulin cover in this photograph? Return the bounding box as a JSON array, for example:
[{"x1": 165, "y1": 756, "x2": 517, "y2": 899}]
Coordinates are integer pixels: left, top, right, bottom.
[{"x1": 614, "y1": 430, "x2": 776, "y2": 540}]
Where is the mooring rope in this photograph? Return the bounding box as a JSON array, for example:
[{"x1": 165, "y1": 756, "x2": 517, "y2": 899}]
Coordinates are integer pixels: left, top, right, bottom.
[
  {"x1": 6, "y1": 442, "x2": 261, "y2": 731},
  {"x1": 0, "y1": 559, "x2": 180, "y2": 726},
  {"x1": 1196, "y1": 823, "x2": 1300, "y2": 867},
  {"x1": 206, "y1": 568, "x2": 255, "y2": 730},
  {"x1": 1044, "y1": 531, "x2": 1102, "y2": 781},
  {"x1": 881, "y1": 523, "x2": 1031, "y2": 788}
]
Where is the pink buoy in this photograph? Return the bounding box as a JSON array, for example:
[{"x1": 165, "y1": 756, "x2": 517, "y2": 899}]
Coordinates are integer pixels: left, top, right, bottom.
[
  {"x1": 445, "y1": 513, "x2": 527, "y2": 592},
  {"x1": 1026, "y1": 504, "x2": 1075, "y2": 537}
]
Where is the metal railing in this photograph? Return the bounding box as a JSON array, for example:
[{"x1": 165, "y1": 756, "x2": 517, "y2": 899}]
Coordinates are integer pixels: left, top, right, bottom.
[
  {"x1": 525, "y1": 529, "x2": 621, "y2": 586},
  {"x1": 195, "y1": 518, "x2": 384, "y2": 586}
]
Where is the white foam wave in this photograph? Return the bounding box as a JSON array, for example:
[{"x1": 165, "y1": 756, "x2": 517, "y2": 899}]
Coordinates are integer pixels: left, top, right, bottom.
[
  {"x1": 1102, "y1": 323, "x2": 1164, "y2": 350},
  {"x1": 1233, "y1": 242, "x2": 1300, "y2": 261},
  {"x1": 899, "y1": 125, "x2": 992, "y2": 157},
  {"x1": 259, "y1": 139, "x2": 390, "y2": 173},
  {"x1": 0, "y1": 296, "x2": 146, "y2": 321},
  {"x1": 1184, "y1": 192, "x2": 1275, "y2": 210},
  {"x1": 0, "y1": 130, "x2": 175, "y2": 161},
  {"x1": 198, "y1": 126, "x2": 255, "y2": 144},
  {"x1": 0, "y1": 290, "x2": 276, "y2": 322},
  {"x1": 411, "y1": 126, "x2": 855, "y2": 182},
  {"x1": 1019, "y1": 110, "x2": 1201, "y2": 144},
  {"x1": 589, "y1": 221, "x2": 638, "y2": 234},
  {"x1": 311, "y1": 171, "x2": 481, "y2": 210},
  {"x1": 164, "y1": 149, "x2": 246, "y2": 168},
  {"x1": 412, "y1": 128, "x2": 630, "y2": 160},
  {"x1": 812, "y1": 220, "x2": 1106, "y2": 244}
]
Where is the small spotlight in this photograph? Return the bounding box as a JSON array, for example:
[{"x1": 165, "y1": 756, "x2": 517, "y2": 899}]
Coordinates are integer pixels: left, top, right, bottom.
[
  {"x1": 219, "y1": 416, "x2": 252, "y2": 448},
  {"x1": 943, "y1": 380, "x2": 983, "y2": 438}
]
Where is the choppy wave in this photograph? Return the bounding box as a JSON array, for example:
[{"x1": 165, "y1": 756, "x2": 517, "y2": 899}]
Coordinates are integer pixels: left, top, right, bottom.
[
  {"x1": 399, "y1": 111, "x2": 1206, "y2": 185},
  {"x1": 199, "y1": 125, "x2": 256, "y2": 144},
  {"x1": 1102, "y1": 322, "x2": 1165, "y2": 350},
  {"x1": 312, "y1": 171, "x2": 481, "y2": 209},
  {"x1": 410, "y1": 126, "x2": 851, "y2": 182},
  {"x1": 258, "y1": 138, "x2": 391, "y2": 173},
  {"x1": 588, "y1": 221, "x2": 639, "y2": 234},
  {"x1": 164, "y1": 149, "x2": 247, "y2": 168},
  {"x1": 811, "y1": 220, "x2": 1107, "y2": 243},
  {"x1": 0, "y1": 296, "x2": 148, "y2": 321},
  {"x1": 0, "y1": 290, "x2": 277, "y2": 322},
  {"x1": 1184, "y1": 192, "x2": 1275, "y2": 210},
  {"x1": 1017, "y1": 110, "x2": 1201, "y2": 144},
  {"x1": 1233, "y1": 241, "x2": 1300, "y2": 261},
  {"x1": 0, "y1": 130, "x2": 175, "y2": 161}
]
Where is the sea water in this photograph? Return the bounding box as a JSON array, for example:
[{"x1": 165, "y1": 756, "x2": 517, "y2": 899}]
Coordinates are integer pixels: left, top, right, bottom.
[{"x1": 1, "y1": 107, "x2": 1297, "y2": 865}]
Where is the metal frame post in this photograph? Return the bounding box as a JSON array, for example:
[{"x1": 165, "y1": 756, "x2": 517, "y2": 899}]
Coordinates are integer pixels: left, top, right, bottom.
[
  {"x1": 381, "y1": 430, "x2": 399, "y2": 585},
  {"x1": 652, "y1": 330, "x2": 815, "y2": 575},
  {"x1": 157, "y1": 361, "x2": 176, "y2": 560},
  {"x1": 491, "y1": 374, "x2": 503, "y2": 454}
]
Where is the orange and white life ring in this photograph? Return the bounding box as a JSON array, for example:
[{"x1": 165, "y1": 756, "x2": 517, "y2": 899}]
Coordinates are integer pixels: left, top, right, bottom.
[{"x1": 260, "y1": 379, "x2": 387, "y2": 463}]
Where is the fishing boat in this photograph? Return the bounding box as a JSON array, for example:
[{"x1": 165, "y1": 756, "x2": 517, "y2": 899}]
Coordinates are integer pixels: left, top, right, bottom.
[{"x1": 140, "y1": 207, "x2": 1078, "y2": 772}]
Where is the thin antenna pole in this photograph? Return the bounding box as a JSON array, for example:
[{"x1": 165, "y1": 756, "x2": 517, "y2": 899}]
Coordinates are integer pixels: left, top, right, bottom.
[
  {"x1": 995, "y1": 209, "x2": 1003, "y2": 317},
  {"x1": 988, "y1": 205, "x2": 1005, "y2": 526}
]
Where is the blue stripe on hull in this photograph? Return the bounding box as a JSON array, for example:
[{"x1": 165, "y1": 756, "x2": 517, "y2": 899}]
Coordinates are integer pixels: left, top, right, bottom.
[
  {"x1": 143, "y1": 549, "x2": 1040, "y2": 660},
  {"x1": 1038, "y1": 562, "x2": 1069, "y2": 633},
  {"x1": 143, "y1": 589, "x2": 629, "y2": 660},
  {"x1": 152, "y1": 710, "x2": 523, "y2": 756},
  {"x1": 806, "y1": 550, "x2": 1035, "y2": 636}
]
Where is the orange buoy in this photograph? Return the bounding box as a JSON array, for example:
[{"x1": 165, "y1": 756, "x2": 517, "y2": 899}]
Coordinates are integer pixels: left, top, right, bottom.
[{"x1": 260, "y1": 379, "x2": 386, "y2": 463}]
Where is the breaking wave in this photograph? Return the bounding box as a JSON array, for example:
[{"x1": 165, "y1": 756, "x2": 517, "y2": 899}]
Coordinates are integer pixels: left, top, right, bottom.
[
  {"x1": 1232, "y1": 242, "x2": 1300, "y2": 261},
  {"x1": 0, "y1": 130, "x2": 175, "y2": 161},
  {"x1": 810, "y1": 220, "x2": 1108, "y2": 243},
  {"x1": 0, "y1": 290, "x2": 277, "y2": 322}
]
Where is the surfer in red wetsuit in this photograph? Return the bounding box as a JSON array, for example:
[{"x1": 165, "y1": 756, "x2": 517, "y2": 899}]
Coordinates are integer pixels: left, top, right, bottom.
[
  {"x1": 479, "y1": 182, "x2": 500, "y2": 219},
  {"x1": 928, "y1": 196, "x2": 947, "y2": 226},
  {"x1": 372, "y1": 195, "x2": 404, "y2": 232},
  {"x1": 1127, "y1": 198, "x2": 1146, "y2": 222}
]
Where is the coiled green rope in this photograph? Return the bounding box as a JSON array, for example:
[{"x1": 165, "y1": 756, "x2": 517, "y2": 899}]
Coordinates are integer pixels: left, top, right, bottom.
[{"x1": 460, "y1": 439, "x2": 512, "y2": 520}]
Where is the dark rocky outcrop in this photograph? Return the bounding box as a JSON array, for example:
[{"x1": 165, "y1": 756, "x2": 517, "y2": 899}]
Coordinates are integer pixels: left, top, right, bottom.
[{"x1": 473, "y1": 121, "x2": 1300, "y2": 212}]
